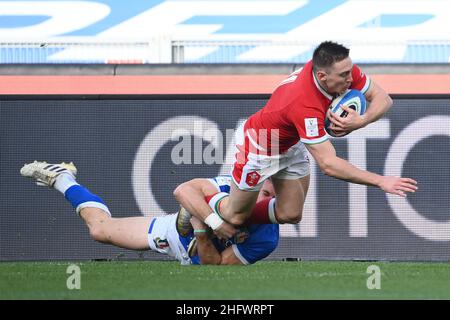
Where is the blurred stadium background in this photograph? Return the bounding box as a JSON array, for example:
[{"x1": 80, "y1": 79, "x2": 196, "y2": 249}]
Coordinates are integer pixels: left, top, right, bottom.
[{"x1": 1, "y1": 0, "x2": 450, "y2": 299}]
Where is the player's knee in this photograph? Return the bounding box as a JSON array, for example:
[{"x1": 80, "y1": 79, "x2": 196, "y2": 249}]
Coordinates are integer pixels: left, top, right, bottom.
[
  {"x1": 276, "y1": 209, "x2": 302, "y2": 224},
  {"x1": 283, "y1": 214, "x2": 302, "y2": 224}
]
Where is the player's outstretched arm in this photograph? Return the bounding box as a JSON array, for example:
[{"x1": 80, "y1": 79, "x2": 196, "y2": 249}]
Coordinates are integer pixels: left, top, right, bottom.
[
  {"x1": 306, "y1": 140, "x2": 418, "y2": 197},
  {"x1": 174, "y1": 179, "x2": 238, "y2": 238}
]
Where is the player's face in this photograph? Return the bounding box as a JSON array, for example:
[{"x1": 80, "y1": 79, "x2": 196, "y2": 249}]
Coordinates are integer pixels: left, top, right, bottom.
[
  {"x1": 257, "y1": 180, "x2": 275, "y2": 202},
  {"x1": 320, "y1": 57, "x2": 353, "y2": 95}
]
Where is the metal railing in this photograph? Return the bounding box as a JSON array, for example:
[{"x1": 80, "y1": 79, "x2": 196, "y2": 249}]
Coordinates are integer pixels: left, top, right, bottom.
[
  {"x1": 0, "y1": 37, "x2": 172, "y2": 64},
  {"x1": 1, "y1": 39, "x2": 449, "y2": 64},
  {"x1": 172, "y1": 40, "x2": 450, "y2": 64}
]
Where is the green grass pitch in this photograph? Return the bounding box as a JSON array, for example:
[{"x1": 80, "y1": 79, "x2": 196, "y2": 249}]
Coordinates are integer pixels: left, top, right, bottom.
[{"x1": 1, "y1": 260, "x2": 450, "y2": 299}]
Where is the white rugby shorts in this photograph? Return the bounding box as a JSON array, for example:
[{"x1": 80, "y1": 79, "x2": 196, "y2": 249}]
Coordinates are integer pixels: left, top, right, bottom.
[
  {"x1": 231, "y1": 120, "x2": 310, "y2": 191},
  {"x1": 147, "y1": 214, "x2": 191, "y2": 265}
]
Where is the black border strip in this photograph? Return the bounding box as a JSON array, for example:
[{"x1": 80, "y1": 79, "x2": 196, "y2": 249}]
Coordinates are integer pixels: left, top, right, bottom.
[{"x1": 1, "y1": 93, "x2": 450, "y2": 101}]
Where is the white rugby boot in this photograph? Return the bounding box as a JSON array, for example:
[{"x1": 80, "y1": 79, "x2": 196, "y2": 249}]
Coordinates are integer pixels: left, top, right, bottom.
[{"x1": 20, "y1": 161, "x2": 77, "y2": 187}]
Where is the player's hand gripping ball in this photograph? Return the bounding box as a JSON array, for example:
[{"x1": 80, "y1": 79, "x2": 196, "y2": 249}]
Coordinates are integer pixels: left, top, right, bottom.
[{"x1": 325, "y1": 89, "x2": 367, "y2": 137}]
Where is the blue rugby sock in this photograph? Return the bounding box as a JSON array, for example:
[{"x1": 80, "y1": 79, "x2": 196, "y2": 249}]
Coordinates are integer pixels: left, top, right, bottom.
[{"x1": 64, "y1": 185, "x2": 111, "y2": 216}]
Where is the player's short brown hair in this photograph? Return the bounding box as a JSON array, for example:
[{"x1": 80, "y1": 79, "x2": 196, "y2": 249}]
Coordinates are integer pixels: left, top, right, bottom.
[{"x1": 313, "y1": 41, "x2": 350, "y2": 71}]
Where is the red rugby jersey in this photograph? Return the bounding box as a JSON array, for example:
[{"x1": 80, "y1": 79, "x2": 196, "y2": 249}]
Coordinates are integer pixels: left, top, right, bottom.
[{"x1": 244, "y1": 60, "x2": 371, "y2": 155}]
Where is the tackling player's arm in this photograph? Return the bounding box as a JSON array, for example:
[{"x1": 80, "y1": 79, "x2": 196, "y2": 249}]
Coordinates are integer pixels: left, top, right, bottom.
[
  {"x1": 173, "y1": 178, "x2": 238, "y2": 239},
  {"x1": 190, "y1": 216, "x2": 243, "y2": 265},
  {"x1": 305, "y1": 140, "x2": 418, "y2": 197},
  {"x1": 173, "y1": 179, "x2": 218, "y2": 221}
]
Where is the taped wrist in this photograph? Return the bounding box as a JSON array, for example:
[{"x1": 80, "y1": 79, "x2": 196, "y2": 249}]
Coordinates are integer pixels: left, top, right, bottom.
[{"x1": 204, "y1": 212, "x2": 224, "y2": 230}]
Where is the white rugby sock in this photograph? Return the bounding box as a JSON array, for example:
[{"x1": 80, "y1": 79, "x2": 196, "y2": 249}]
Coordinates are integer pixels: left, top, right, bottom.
[
  {"x1": 268, "y1": 198, "x2": 279, "y2": 224},
  {"x1": 54, "y1": 173, "x2": 79, "y2": 194}
]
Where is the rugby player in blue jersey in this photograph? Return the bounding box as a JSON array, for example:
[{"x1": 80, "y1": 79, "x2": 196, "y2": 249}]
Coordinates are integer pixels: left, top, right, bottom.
[{"x1": 20, "y1": 161, "x2": 278, "y2": 265}]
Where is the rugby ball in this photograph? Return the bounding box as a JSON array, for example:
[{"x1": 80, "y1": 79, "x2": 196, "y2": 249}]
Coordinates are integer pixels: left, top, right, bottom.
[{"x1": 325, "y1": 89, "x2": 367, "y2": 137}]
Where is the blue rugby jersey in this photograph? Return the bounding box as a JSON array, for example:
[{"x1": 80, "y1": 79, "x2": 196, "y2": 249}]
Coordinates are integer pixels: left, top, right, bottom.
[{"x1": 179, "y1": 175, "x2": 279, "y2": 265}]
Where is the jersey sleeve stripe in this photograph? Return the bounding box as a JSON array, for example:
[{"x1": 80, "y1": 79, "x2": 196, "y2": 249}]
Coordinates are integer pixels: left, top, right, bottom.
[
  {"x1": 361, "y1": 77, "x2": 371, "y2": 94},
  {"x1": 300, "y1": 135, "x2": 329, "y2": 145}
]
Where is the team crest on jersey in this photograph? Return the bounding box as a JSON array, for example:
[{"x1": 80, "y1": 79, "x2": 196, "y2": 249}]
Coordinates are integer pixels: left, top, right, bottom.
[
  {"x1": 153, "y1": 237, "x2": 169, "y2": 249},
  {"x1": 234, "y1": 229, "x2": 250, "y2": 244},
  {"x1": 245, "y1": 170, "x2": 261, "y2": 187}
]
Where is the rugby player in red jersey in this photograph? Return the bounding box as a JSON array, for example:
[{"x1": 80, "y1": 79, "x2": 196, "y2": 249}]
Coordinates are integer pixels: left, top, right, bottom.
[{"x1": 198, "y1": 41, "x2": 418, "y2": 239}]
